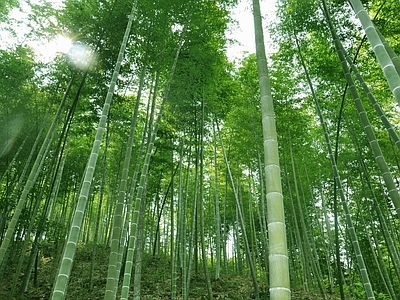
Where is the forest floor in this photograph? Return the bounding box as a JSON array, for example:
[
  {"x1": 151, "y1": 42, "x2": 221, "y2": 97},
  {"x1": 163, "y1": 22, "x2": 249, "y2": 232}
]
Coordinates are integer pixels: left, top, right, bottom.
[{"x1": 0, "y1": 243, "x2": 341, "y2": 300}]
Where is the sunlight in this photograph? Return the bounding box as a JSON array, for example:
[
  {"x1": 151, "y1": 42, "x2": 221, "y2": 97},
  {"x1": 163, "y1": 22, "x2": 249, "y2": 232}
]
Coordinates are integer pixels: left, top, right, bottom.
[
  {"x1": 67, "y1": 42, "x2": 95, "y2": 70},
  {"x1": 53, "y1": 35, "x2": 72, "y2": 54},
  {"x1": 34, "y1": 36, "x2": 95, "y2": 69},
  {"x1": 33, "y1": 35, "x2": 72, "y2": 62}
]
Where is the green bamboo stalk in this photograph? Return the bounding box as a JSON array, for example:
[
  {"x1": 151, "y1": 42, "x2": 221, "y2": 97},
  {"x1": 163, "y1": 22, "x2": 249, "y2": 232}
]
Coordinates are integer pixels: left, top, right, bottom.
[
  {"x1": 376, "y1": 28, "x2": 400, "y2": 77},
  {"x1": 343, "y1": 51, "x2": 400, "y2": 151},
  {"x1": 172, "y1": 141, "x2": 184, "y2": 300},
  {"x1": 132, "y1": 193, "x2": 146, "y2": 300},
  {"x1": 216, "y1": 121, "x2": 260, "y2": 299},
  {"x1": 283, "y1": 155, "x2": 308, "y2": 291},
  {"x1": 104, "y1": 47, "x2": 145, "y2": 300},
  {"x1": 0, "y1": 74, "x2": 72, "y2": 270},
  {"x1": 294, "y1": 7, "x2": 376, "y2": 296},
  {"x1": 50, "y1": 2, "x2": 137, "y2": 299},
  {"x1": 119, "y1": 37, "x2": 183, "y2": 300},
  {"x1": 252, "y1": 0, "x2": 290, "y2": 298},
  {"x1": 199, "y1": 92, "x2": 213, "y2": 300},
  {"x1": 288, "y1": 138, "x2": 327, "y2": 299},
  {"x1": 181, "y1": 142, "x2": 191, "y2": 300},
  {"x1": 256, "y1": 149, "x2": 269, "y2": 277},
  {"x1": 349, "y1": 0, "x2": 400, "y2": 106},
  {"x1": 212, "y1": 122, "x2": 221, "y2": 280},
  {"x1": 358, "y1": 151, "x2": 400, "y2": 283},
  {"x1": 328, "y1": 3, "x2": 400, "y2": 218}
]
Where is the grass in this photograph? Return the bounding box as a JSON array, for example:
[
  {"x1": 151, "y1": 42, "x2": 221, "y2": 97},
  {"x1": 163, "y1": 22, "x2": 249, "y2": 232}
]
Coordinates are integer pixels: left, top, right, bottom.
[{"x1": 0, "y1": 242, "x2": 343, "y2": 299}]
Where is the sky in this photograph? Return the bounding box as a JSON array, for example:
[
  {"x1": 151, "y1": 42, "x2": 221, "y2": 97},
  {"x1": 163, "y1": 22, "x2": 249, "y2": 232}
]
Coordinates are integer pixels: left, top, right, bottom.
[
  {"x1": 227, "y1": 0, "x2": 278, "y2": 62},
  {"x1": 2, "y1": 0, "x2": 278, "y2": 63}
]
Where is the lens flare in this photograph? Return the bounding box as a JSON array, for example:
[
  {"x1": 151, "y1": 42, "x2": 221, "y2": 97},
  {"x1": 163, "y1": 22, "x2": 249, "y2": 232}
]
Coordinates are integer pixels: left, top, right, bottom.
[
  {"x1": 33, "y1": 35, "x2": 72, "y2": 61},
  {"x1": 67, "y1": 42, "x2": 95, "y2": 70},
  {"x1": 0, "y1": 115, "x2": 23, "y2": 158},
  {"x1": 53, "y1": 36, "x2": 72, "y2": 54}
]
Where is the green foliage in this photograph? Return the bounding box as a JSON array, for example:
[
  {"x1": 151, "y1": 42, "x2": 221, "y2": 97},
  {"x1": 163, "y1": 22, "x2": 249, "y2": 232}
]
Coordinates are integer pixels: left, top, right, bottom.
[
  {"x1": 0, "y1": 46, "x2": 38, "y2": 164},
  {"x1": 1, "y1": 0, "x2": 400, "y2": 298},
  {"x1": 0, "y1": 244, "x2": 339, "y2": 299},
  {"x1": 375, "y1": 291, "x2": 392, "y2": 300},
  {"x1": 0, "y1": 0, "x2": 18, "y2": 21}
]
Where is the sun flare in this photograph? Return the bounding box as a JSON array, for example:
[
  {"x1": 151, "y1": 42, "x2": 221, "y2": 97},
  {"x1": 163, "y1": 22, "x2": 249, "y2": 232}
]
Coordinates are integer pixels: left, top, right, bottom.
[
  {"x1": 53, "y1": 35, "x2": 72, "y2": 54},
  {"x1": 34, "y1": 35, "x2": 72, "y2": 62}
]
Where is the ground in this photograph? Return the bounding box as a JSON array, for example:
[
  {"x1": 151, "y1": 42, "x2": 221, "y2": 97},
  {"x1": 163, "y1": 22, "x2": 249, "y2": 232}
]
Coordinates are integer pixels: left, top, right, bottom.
[{"x1": 0, "y1": 243, "x2": 340, "y2": 299}]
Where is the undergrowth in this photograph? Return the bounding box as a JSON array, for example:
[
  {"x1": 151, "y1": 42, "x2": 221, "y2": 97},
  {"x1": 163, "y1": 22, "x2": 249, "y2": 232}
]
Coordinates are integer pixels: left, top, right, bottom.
[{"x1": 0, "y1": 243, "x2": 342, "y2": 299}]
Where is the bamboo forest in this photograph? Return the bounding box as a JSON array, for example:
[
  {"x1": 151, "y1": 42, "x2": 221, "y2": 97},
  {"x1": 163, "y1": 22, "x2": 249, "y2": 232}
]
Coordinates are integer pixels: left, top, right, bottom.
[{"x1": 1, "y1": 0, "x2": 400, "y2": 299}]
